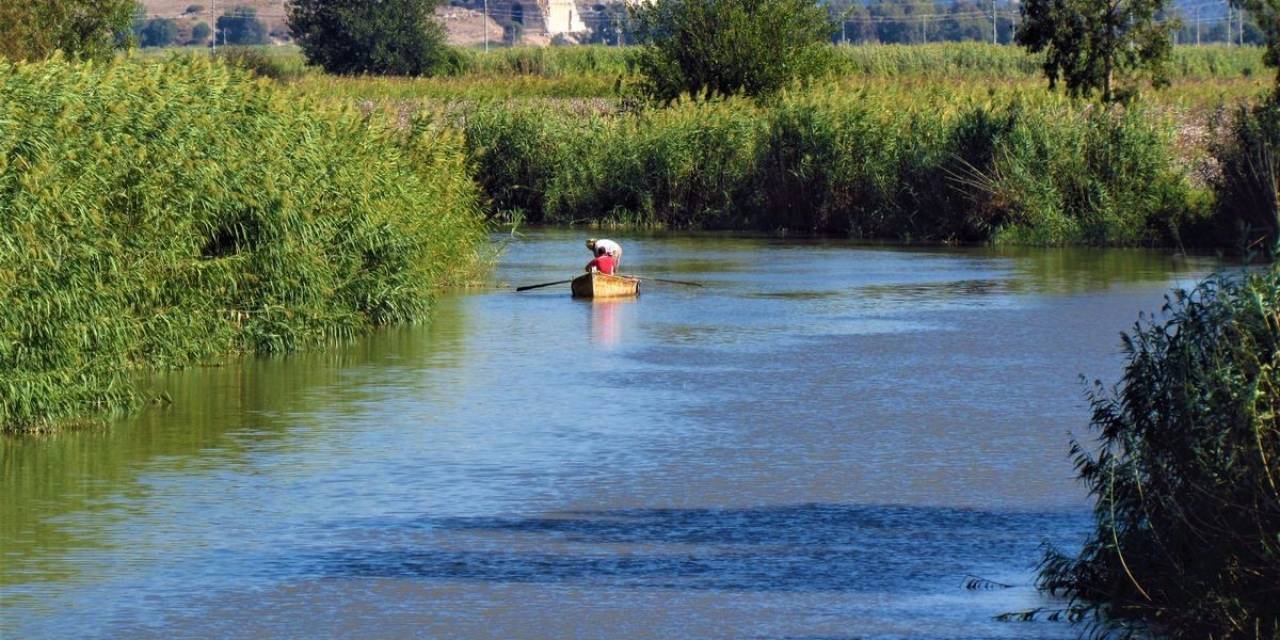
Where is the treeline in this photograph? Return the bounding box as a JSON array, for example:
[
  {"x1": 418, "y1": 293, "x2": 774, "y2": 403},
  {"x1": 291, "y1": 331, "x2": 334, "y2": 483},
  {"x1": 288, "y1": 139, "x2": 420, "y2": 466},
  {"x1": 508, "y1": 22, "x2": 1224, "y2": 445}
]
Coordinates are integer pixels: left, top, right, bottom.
[{"x1": 133, "y1": 5, "x2": 279, "y2": 48}]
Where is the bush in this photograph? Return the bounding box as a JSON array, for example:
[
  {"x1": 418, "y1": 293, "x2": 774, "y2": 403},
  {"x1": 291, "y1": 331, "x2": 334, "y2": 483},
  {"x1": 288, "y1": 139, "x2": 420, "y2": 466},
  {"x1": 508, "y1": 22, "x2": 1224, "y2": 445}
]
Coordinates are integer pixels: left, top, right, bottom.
[
  {"x1": 190, "y1": 22, "x2": 212, "y2": 44},
  {"x1": 0, "y1": 0, "x2": 136, "y2": 61},
  {"x1": 0, "y1": 55, "x2": 484, "y2": 431},
  {"x1": 632, "y1": 0, "x2": 833, "y2": 101},
  {"x1": 1037, "y1": 270, "x2": 1280, "y2": 638},
  {"x1": 1208, "y1": 98, "x2": 1280, "y2": 254},
  {"x1": 215, "y1": 6, "x2": 269, "y2": 45},
  {"x1": 139, "y1": 18, "x2": 180, "y2": 48},
  {"x1": 288, "y1": 0, "x2": 449, "y2": 76}
]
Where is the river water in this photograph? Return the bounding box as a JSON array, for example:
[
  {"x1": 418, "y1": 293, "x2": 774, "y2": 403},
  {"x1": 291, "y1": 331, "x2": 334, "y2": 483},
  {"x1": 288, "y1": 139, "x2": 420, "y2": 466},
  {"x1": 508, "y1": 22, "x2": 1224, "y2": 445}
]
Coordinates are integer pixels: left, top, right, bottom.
[{"x1": 1, "y1": 231, "x2": 1217, "y2": 639}]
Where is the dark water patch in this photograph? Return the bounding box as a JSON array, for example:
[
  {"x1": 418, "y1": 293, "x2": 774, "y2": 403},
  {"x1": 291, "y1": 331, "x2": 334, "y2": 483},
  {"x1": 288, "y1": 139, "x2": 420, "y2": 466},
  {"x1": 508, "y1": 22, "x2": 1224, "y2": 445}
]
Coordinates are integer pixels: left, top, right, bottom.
[
  {"x1": 746, "y1": 290, "x2": 846, "y2": 300},
  {"x1": 310, "y1": 504, "x2": 1087, "y2": 594}
]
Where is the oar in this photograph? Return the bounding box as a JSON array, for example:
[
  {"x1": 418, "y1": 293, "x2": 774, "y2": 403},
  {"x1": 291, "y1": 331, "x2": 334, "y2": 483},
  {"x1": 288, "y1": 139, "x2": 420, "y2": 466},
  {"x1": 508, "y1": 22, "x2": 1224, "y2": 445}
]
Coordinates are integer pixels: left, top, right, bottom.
[
  {"x1": 515, "y1": 279, "x2": 573, "y2": 292},
  {"x1": 633, "y1": 276, "x2": 704, "y2": 287}
]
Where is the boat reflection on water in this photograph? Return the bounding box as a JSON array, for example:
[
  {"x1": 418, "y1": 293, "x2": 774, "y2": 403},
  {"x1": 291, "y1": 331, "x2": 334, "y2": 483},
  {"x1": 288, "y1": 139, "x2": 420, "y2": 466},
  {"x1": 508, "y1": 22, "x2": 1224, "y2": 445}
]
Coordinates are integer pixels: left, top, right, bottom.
[{"x1": 588, "y1": 297, "x2": 635, "y2": 348}]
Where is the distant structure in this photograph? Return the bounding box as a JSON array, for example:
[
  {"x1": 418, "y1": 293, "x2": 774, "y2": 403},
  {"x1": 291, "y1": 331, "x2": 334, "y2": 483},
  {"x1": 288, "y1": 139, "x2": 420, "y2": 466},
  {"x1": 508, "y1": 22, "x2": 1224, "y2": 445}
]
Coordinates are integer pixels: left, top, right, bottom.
[{"x1": 489, "y1": 0, "x2": 588, "y2": 41}]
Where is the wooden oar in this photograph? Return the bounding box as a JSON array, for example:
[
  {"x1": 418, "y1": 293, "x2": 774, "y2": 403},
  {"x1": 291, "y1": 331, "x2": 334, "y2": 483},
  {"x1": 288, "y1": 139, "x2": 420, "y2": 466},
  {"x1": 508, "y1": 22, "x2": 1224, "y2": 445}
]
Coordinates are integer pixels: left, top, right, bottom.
[
  {"x1": 515, "y1": 279, "x2": 573, "y2": 292},
  {"x1": 633, "y1": 276, "x2": 704, "y2": 287}
]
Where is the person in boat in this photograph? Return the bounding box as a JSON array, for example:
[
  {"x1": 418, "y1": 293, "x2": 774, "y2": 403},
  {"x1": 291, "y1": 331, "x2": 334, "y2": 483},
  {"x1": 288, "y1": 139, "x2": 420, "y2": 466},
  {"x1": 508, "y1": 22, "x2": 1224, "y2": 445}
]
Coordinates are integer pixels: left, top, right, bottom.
[
  {"x1": 586, "y1": 238, "x2": 622, "y2": 268},
  {"x1": 585, "y1": 246, "x2": 617, "y2": 275}
]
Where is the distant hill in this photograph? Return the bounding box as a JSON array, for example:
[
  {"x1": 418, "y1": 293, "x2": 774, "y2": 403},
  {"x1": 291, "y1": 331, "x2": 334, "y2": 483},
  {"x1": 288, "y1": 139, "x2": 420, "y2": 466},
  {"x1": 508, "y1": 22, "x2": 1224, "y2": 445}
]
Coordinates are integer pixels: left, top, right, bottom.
[{"x1": 138, "y1": 0, "x2": 503, "y2": 47}]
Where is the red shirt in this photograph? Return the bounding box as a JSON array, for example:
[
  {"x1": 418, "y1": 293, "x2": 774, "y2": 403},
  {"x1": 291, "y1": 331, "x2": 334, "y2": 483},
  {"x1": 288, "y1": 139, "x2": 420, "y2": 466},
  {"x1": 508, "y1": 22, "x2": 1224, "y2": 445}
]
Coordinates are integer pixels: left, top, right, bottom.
[{"x1": 587, "y1": 255, "x2": 616, "y2": 274}]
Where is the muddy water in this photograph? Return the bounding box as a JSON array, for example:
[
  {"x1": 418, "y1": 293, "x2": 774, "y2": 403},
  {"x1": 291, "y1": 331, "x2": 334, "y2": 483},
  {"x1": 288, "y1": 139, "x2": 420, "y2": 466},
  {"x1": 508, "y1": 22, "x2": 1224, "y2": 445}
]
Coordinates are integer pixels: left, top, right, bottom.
[{"x1": 0, "y1": 232, "x2": 1217, "y2": 639}]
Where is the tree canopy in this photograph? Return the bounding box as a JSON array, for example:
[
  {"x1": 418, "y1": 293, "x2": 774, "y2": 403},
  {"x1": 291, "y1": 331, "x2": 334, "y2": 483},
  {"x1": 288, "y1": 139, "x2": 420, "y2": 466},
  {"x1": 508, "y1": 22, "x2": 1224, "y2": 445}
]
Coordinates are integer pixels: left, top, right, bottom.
[
  {"x1": 287, "y1": 0, "x2": 449, "y2": 76},
  {"x1": 1016, "y1": 0, "x2": 1173, "y2": 101},
  {"x1": 215, "y1": 6, "x2": 269, "y2": 45},
  {"x1": 632, "y1": 0, "x2": 833, "y2": 101}
]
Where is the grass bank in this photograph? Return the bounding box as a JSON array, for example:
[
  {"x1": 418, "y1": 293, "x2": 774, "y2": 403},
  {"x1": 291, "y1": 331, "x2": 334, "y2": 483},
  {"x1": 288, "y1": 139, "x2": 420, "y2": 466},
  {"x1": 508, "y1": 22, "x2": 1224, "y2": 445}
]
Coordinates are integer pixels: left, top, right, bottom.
[
  {"x1": 0, "y1": 54, "x2": 486, "y2": 433},
  {"x1": 462, "y1": 87, "x2": 1202, "y2": 245}
]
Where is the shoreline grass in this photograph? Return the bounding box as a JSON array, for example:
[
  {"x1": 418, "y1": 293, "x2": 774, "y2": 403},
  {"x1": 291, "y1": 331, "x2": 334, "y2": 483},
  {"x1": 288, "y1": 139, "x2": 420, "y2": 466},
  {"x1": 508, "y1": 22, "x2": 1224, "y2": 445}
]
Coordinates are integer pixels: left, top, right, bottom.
[{"x1": 0, "y1": 54, "x2": 486, "y2": 433}]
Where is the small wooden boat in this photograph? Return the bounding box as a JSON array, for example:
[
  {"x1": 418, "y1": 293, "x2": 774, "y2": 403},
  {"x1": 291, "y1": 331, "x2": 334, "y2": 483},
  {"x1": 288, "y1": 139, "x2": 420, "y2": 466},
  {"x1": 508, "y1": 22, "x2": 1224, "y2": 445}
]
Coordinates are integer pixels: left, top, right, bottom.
[{"x1": 571, "y1": 271, "x2": 640, "y2": 299}]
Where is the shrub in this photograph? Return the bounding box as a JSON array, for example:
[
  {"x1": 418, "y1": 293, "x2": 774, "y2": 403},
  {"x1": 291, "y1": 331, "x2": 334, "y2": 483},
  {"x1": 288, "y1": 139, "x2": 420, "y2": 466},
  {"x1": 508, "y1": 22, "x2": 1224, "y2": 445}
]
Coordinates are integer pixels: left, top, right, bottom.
[
  {"x1": 1038, "y1": 270, "x2": 1280, "y2": 638},
  {"x1": 288, "y1": 0, "x2": 449, "y2": 76},
  {"x1": 0, "y1": 0, "x2": 136, "y2": 61},
  {"x1": 0, "y1": 55, "x2": 484, "y2": 431},
  {"x1": 191, "y1": 22, "x2": 212, "y2": 44},
  {"x1": 215, "y1": 6, "x2": 269, "y2": 45},
  {"x1": 140, "y1": 18, "x2": 180, "y2": 48},
  {"x1": 631, "y1": 0, "x2": 833, "y2": 101},
  {"x1": 1208, "y1": 98, "x2": 1280, "y2": 254}
]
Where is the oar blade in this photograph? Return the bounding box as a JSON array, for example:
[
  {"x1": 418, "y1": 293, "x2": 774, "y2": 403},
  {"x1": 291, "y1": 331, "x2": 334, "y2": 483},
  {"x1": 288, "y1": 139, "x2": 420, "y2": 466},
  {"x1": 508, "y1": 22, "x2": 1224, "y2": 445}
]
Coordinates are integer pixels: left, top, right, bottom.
[{"x1": 515, "y1": 279, "x2": 573, "y2": 292}]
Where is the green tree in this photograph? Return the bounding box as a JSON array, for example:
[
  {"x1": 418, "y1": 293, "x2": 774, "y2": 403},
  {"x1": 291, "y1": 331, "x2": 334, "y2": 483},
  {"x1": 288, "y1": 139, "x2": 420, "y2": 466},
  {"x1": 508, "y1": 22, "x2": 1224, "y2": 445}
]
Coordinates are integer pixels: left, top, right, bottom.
[
  {"x1": 287, "y1": 0, "x2": 449, "y2": 76},
  {"x1": 215, "y1": 6, "x2": 269, "y2": 45},
  {"x1": 0, "y1": 0, "x2": 135, "y2": 61},
  {"x1": 190, "y1": 21, "x2": 212, "y2": 44},
  {"x1": 632, "y1": 0, "x2": 833, "y2": 101},
  {"x1": 1016, "y1": 0, "x2": 1173, "y2": 102},
  {"x1": 586, "y1": 2, "x2": 636, "y2": 45},
  {"x1": 140, "y1": 18, "x2": 179, "y2": 47},
  {"x1": 1238, "y1": 0, "x2": 1280, "y2": 89}
]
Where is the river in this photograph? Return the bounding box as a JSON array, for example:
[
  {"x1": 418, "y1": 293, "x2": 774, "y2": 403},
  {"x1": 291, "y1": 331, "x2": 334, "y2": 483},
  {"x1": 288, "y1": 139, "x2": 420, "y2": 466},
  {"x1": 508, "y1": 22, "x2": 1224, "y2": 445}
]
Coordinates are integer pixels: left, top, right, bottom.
[{"x1": 0, "y1": 231, "x2": 1218, "y2": 639}]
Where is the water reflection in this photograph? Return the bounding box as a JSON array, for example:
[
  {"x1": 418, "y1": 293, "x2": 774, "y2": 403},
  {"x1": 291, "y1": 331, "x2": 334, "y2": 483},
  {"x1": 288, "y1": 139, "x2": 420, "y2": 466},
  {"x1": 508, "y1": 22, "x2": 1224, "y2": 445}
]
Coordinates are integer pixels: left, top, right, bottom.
[
  {"x1": 588, "y1": 299, "x2": 634, "y2": 348},
  {"x1": 0, "y1": 297, "x2": 470, "y2": 591}
]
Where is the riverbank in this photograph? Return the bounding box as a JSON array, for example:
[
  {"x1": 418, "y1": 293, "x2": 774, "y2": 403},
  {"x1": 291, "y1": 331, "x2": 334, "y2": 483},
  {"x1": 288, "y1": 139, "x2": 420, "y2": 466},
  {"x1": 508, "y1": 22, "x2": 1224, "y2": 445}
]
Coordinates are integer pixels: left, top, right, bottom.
[
  {"x1": 279, "y1": 44, "x2": 1268, "y2": 246},
  {"x1": 0, "y1": 55, "x2": 486, "y2": 433},
  {"x1": 2, "y1": 45, "x2": 1268, "y2": 431}
]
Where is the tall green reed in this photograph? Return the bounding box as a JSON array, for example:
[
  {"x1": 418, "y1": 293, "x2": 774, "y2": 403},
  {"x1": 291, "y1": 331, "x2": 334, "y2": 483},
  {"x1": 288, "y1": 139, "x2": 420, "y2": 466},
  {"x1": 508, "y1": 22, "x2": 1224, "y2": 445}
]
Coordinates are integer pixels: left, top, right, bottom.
[{"x1": 0, "y1": 53, "x2": 485, "y2": 432}]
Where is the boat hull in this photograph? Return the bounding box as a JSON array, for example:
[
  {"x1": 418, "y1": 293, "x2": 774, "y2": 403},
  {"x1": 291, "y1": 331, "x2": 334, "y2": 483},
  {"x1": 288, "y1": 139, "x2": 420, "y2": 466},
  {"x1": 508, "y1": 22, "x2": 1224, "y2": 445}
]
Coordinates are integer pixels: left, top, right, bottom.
[{"x1": 571, "y1": 272, "x2": 640, "y2": 299}]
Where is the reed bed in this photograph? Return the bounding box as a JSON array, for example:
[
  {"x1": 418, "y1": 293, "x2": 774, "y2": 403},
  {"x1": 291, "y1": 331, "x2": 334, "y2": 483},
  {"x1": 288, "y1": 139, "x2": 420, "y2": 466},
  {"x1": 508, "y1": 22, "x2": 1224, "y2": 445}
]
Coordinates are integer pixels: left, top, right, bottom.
[
  {"x1": 460, "y1": 86, "x2": 1202, "y2": 244},
  {"x1": 1037, "y1": 269, "x2": 1280, "y2": 637},
  {"x1": 0, "y1": 54, "x2": 485, "y2": 432}
]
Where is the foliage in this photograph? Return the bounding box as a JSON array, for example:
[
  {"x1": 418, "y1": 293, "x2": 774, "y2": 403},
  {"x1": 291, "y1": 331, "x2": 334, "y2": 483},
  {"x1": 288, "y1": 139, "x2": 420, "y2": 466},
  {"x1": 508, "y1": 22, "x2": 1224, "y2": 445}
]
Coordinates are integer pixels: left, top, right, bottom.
[
  {"x1": 215, "y1": 5, "x2": 269, "y2": 45},
  {"x1": 214, "y1": 46, "x2": 308, "y2": 80},
  {"x1": 1016, "y1": 0, "x2": 1174, "y2": 101},
  {"x1": 287, "y1": 0, "x2": 449, "y2": 76},
  {"x1": 0, "y1": 0, "x2": 136, "y2": 61},
  {"x1": 191, "y1": 22, "x2": 212, "y2": 44},
  {"x1": 0, "y1": 55, "x2": 485, "y2": 432},
  {"x1": 459, "y1": 89, "x2": 1199, "y2": 244},
  {"x1": 584, "y1": 2, "x2": 637, "y2": 46},
  {"x1": 1238, "y1": 0, "x2": 1280, "y2": 89},
  {"x1": 139, "y1": 18, "x2": 180, "y2": 48},
  {"x1": 631, "y1": 0, "x2": 833, "y2": 100},
  {"x1": 1207, "y1": 97, "x2": 1280, "y2": 254},
  {"x1": 1038, "y1": 270, "x2": 1280, "y2": 638}
]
